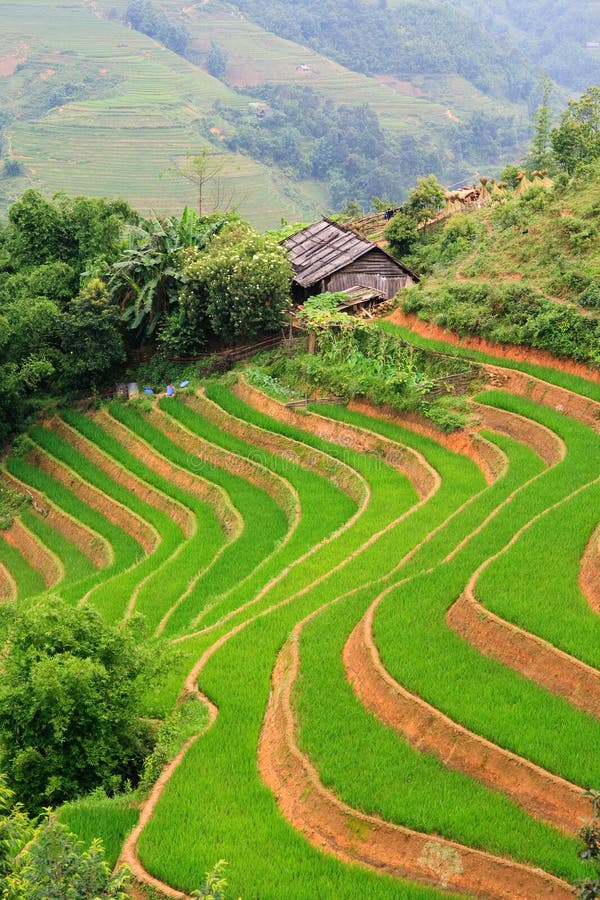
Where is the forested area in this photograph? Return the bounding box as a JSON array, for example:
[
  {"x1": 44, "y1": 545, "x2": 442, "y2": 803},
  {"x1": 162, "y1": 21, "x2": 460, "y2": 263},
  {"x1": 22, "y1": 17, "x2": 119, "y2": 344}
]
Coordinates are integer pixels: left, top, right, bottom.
[
  {"x1": 0, "y1": 192, "x2": 291, "y2": 442},
  {"x1": 213, "y1": 84, "x2": 523, "y2": 209},
  {"x1": 229, "y1": 0, "x2": 536, "y2": 102},
  {"x1": 124, "y1": 0, "x2": 191, "y2": 58},
  {"x1": 449, "y1": 0, "x2": 600, "y2": 92}
]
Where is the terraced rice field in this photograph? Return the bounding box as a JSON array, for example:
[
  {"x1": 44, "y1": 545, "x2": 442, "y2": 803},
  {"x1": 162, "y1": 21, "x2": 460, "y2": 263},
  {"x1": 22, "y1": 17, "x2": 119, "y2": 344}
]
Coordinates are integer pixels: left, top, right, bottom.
[
  {"x1": 2, "y1": 327, "x2": 600, "y2": 899},
  {"x1": 0, "y1": 0, "x2": 324, "y2": 225},
  {"x1": 0, "y1": 0, "x2": 526, "y2": 225}
]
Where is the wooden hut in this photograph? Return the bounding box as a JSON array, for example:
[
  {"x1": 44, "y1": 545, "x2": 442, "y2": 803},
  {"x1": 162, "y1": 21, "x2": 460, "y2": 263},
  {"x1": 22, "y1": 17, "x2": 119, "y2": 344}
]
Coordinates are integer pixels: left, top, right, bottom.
[{"x1": 282, "y1": 218, "x2": 418, "y2": 304}]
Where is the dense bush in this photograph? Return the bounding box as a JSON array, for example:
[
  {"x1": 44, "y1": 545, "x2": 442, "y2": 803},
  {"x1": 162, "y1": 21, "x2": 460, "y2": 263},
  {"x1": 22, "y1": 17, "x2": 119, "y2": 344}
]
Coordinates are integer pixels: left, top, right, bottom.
[
  {"x1": 403, "y1": 282, "x2": 600, "y2": 365},
  {"x1": 164, "y1": 224, "x2": 292, "y2": 348},
  {"x1": 125, "y1": 0, "x2": 190, "y2": 57},
  {"x1": 0, "y1": 598, "x2": 154, "y2": 812}
]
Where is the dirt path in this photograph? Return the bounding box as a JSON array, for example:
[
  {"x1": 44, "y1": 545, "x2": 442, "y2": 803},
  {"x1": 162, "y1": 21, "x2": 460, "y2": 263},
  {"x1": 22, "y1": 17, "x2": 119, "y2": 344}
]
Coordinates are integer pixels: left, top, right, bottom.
[
  {"x1": 28, "y1": 445, "x2": 157, "y2": 555},
  {"x1": 259, "y1": 614, "x2": 572, "y2": 900},
  {"x1": 344, "y1": 601, "x2": 589, "y2": 833},
  {"x1": 120, "y1": 391, "x2": 445, "y2": 896},
  {"x1": 2, "y1": 470, "x2": 110, "y2": 568},
  {"x1": 472, "y1": 401, "x2": 566, "y2": 465},
  {"x1": 580, "y1": 522, "x2": 600, "y2": 615},
  {"x1": 447, "y1": 475, "x2": 600, "y2": 718},
  {"x1": 484, "y1": 364, "x2": 600, "y2": 432},
  {"x1": 2, "y1": 518, "x2": 62, "y2": 589},
  {"x1": 149, "y1": 406, "x2": 297, "y2": 519},
  {"x1": 235, "y1": 380, "x2": 439, "y2": 500},
  {"x1": 115, "y1": 387, "x2": 593, "y2": 898},
  {"x1": 89, "y1": 409, "x2": 250, "y2": 635},
  {"x1": 0, "y1": 560, "x2": 17, "y2": 601},
  {"x1": 388, "y1": 309, "x2": 600, "y2": 384}
]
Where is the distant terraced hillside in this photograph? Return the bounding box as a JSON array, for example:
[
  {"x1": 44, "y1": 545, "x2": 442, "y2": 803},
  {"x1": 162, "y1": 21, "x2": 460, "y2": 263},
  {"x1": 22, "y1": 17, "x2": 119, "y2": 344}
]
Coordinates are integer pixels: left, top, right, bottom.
[
  {"x1": 0, "y1": 0, "x2": 327, "y2": 226},
  {"x1": 0, "y1": 0, "x2": 534, "y2": 226}
]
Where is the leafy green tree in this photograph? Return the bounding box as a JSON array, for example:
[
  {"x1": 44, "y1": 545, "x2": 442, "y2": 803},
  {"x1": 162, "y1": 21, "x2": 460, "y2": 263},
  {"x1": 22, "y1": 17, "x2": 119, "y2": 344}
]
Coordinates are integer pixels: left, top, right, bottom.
[
  {"x1": 2, "y1": 160, "x2": 23, "y2": 179},
  {"x1": 0, "y1": 598, "x2": 153, "y2": 812},
  {"x1": 0, "y1": 776, "x2": 33, "y2": 881},
  {"x1": 0, "y1": 776, "x2": 131, "y2": 900},
  {"x1": 526, "y1": 74, "x2": 555, "y2": 172},
  {"x1": 5, "y1": 191, "x2": 135, "y2": 276},
  {"x1": 385, "y1": 212, "x2": 418, "y2": 255},
  {"x1": 207, "y1": 42, "x2": 228, "y2": 79},
  {"x1": 0, "y1": 296, "x2": 60, "y2": 440},
  {"x1": 110, "y1": 208, "x2": 230, "y2": 341},
  {"x1": 181, "y1": 223, "x2": 292, "y2": 344},
  {"x1": 498, "y1": 163, "x2": 521, "y2": 189},
  {"x1": 551, "y1": 86, "x2": 600, "y2": 173},
  {"x1": 405, "y1": 175, "x2": 446, "y2": 223},
  {"x1": 3, "y1": 817, "x2": 131, "y2": 900},
  {"x1": 7, "y1": 191, "x2": 65, "y2": 268},
  {"x1": 59, "y1": 279, "x2": 125, "y2": 390}
]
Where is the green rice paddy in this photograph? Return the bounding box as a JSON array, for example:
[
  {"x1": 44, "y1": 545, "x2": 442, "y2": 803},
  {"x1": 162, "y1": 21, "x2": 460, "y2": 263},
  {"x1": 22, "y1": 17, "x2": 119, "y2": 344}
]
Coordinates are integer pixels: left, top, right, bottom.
[{"x1": 2, "y1": 331, "x2": 599, "y2": 897}]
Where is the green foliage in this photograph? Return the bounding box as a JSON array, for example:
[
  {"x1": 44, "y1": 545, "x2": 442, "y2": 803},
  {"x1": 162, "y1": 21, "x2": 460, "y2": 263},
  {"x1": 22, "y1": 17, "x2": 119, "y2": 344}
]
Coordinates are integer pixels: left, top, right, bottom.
[
  {"x1": 0, "y1": 484, "x2": 30, "y2": 532},
  {"x1": 405, "y1": 175, "x2": 446, "y2": 223},
  {"x1": 3, "y1": 816, "x2": 132, "y2": 900},
  {"x1": 0, "y1": 599, "x2": 154, "y2": 812},
  {"x1": 0, "y1": 775, "x2": 131, "y2": 899},
  {"x1": 403, "y1": 281, "x2": 600, "y2": 365},
  {"x1": 214, "y1": 84, "x2": 444, "y2": 209},
  {"x1": 551, "y1": 86, "x2": 600, "y2": 173},
  {"x1": 0, "y1": 776, "x2": 35, "y2": 881},
  {"x1": 230, "y1": 0, "x2": 535, "y2": 102},
  {"x1": 207, "y1": 43, "x2": 228, "y2": 80},
  {"x1": 421, "y1": 394, "x2": 470, "y2": 433},
  {"x1": 2, "y1": 161, "x2": 23, "y2": 179},
  {"x1": 398, "y1": 212, "x2": 482, "y2": 276},
  {"x1": 526, "y1": 75, "x2": 555, "y2": 172},
  {"x1": 140, "y1": 699, "x2": 208, "y2": 793},
  {"x1": 296, "y1": 292, "x2": 349, "y2": 330},
  {"x1": 5, "y1": 191, "x2": 136, "y2": 276},
  {"x1": 59, "y1": 279, "x2": 125, "y2": 391},
  {"x1": 384, "y1": 212, "x2": 418, "y2": 256},
  {"x1": 180, "y1": 223, "x2": 292, "y2": 345},
  {"x1": 244, "y1": 368, "x2": 301, "y2": 401},
  {"x1": 498, "y1": 163, "x2": 522, "y2": 189},
  {"x1": 125, "y1": 0, "x2": 190, "y2": 57},
  {"x1": 111, "y1": 208, "x2": 232, "y2": 341},
  {"x1": 258, "y1": 318, "x2": 469, "y2": 424},
  {"x1": 191, "y1": 860, "x2": 237, "y2": 900}
]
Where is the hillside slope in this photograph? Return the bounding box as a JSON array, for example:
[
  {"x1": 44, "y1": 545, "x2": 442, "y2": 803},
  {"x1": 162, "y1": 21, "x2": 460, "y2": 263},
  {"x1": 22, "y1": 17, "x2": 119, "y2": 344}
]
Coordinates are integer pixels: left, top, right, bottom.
[
  {"x1": 0, "y1": 0, "x2": 537, "y2": 224},
  {"x1": 391, "y1": 162, "x2": 600, "y2": 369},
  {"x1": 0, "y1": 0, "x2": 328, "y2": 227}
]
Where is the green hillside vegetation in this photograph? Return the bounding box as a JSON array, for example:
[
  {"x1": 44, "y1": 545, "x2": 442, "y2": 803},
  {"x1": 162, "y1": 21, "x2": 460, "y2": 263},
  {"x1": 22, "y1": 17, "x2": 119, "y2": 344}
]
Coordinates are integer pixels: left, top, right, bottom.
[
  {"x1": 390, "y1": 157, "x2": 600, "y2": 365},
  {"x1": 2, "y1": 36, "x2": 600, "y2": 894},
  {"x1": 0, "y1": 0, "x2": 327, "y2": 227},
  {"x1": 0, "y1": 0, "x2": 573, "y2": 224},
  {"x1": 229, "y1": 0, "x2": 535, "y2": 101},
  {"x1": 446, "y1": 0, "x2": 600, "y2": 93}
]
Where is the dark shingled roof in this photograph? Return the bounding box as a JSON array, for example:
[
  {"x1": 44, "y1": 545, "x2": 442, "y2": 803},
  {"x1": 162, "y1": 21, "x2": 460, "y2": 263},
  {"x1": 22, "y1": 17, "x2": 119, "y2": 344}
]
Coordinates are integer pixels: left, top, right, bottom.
[{"x1": 282, "y1": 218, "x2": 417, "y2": 288}]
